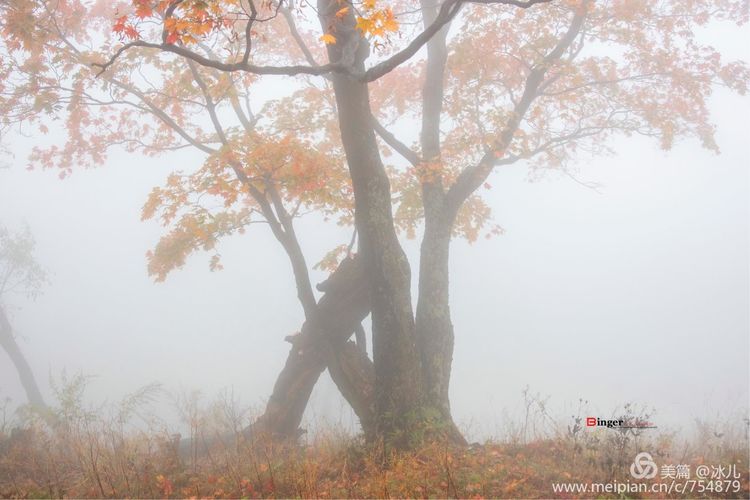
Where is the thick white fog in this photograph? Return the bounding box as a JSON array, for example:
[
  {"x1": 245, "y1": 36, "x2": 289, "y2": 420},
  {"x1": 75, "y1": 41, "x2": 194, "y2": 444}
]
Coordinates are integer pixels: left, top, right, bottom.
[{"x1": 0, "y1": 28, "x2": 748, "y2": 443}]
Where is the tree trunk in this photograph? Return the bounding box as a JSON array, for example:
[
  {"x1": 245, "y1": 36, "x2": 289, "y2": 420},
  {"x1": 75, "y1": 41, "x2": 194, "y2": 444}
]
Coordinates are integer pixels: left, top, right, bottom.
[
  {"x1": 0, "y1": 304, "x2": 46, "y2": 409},
  {"x1": 249, "y1": 340, "x2": 326, "y2": 440},
  {"x1": 249, "y1": 255, "x2": 374, "y2": 439},
  {"x1": 325, "y1": 338, "x2": 375, "y2": 440},
  {"x1": 413, "y1": 0, "x2": 465, "y2": 444},
  {"x1": 178, "y1": 256, "x2": 375, "y2": 458},
  {"x1": 415, "y1": 224, "x2": 465, "y2": 444},
  {"x1": 318, "y1": 0, "x2": 425, "y2": 446}
]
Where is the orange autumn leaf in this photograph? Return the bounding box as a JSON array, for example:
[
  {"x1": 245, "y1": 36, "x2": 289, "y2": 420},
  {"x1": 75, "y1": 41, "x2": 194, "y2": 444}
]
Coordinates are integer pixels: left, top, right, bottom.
[
  {"x1": 320, "y1": 32, "x2": 337, "y2": 44},
  {"x1": 335, "y1": 6, "x2": 349, "y2": 18}
]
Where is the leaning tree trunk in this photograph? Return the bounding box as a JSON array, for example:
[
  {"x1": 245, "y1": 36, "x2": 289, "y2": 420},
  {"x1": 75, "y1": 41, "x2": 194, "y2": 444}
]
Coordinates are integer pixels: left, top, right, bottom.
[
  {"x1": 0, "y1": 304, "x2": 46, "y2": 409},
  {"x1": 249, "y1": 255, "x2": 374, "y2": 440},
  {"x1": 318, "y1": 0, "x2": 426, "y2": 447},
  {"x1": 325, "y1": 336, "x2": 376, "y2": 439},
  {"x1": 179, "y1": 256, "x2": 375, "y2": 457}
]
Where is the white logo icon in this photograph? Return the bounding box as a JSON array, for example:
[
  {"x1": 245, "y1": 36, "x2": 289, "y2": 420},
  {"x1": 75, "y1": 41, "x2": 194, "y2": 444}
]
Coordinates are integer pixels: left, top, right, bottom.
[{"x1": 630, "y1": 452, "x2": 658, "y2": 479}]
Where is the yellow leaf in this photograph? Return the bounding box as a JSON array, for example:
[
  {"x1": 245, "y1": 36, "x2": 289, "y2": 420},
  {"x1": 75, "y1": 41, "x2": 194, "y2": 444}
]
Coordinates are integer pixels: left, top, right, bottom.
[
  {"x1": 382, "y1": 9, "x2": 399, "y2": 32},
  {"x1": 320, "y1": 33, "x2": 336, "y2": 44},
  {"x1": 335, "y1": 6, "x2": 349, "y2": 18},
  {"x1": 355, "y1": 16, "x2": 373, "y2": 34}
]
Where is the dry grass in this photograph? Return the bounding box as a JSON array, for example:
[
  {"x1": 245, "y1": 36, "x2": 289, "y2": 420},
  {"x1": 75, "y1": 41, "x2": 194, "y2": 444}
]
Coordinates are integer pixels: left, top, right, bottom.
[{"x1": 0, "y1": 381, "x2": 747, "y2": 499}]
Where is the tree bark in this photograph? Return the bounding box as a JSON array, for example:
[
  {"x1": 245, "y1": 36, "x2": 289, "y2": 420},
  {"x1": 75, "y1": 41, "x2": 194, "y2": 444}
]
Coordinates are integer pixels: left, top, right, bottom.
[
  {"x1": 318, "y1": 0, "x2": 425, "y2": 446},
  {"x1": 413, "y1": 0, "x2": 465, "y2": 444},
  {"x1": 177, "y1": 256, "x2": 375, "y2": 458},
  {"x1": 0, "y1": 304, "x2": 46, "y2": 409},
  {"x1": 415, "y1": 222, "x2": 464, "y2": 440},
  {"x1": 325, "y1": 338, "x2": 375, "y2": 440},
  {"x1": 249, "y1": 256, "x2": 374, "y2": 439}
]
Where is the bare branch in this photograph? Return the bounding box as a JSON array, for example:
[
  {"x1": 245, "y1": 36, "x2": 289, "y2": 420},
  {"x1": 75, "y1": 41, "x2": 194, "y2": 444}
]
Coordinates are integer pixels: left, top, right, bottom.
[
  {"x1": 280, "y1": 5, "x2": 320, "y2": 68},
  {"x1": 93, "y1": 40, "x2": 347, "y2": 78},
  {"x1": 371, "y1": 114, "x2": 420, "y2": 166}
]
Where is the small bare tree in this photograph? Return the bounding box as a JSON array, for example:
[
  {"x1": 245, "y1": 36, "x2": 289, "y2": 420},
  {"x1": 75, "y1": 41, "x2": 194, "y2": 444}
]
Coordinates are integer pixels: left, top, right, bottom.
[{"x1": 0, "y1": 224, "x2": 48, "y2": 409}]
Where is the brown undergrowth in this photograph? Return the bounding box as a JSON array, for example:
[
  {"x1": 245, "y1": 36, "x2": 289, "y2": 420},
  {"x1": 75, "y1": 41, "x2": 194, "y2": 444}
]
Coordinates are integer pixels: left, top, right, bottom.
[{"x1": 0, "y1": 381, "x2": 747, "y2": 499}]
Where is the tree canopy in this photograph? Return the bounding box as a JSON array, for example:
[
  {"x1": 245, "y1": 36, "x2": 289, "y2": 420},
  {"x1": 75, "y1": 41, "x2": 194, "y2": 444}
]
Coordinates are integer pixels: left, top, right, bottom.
[{"x1": 1, "y1": 1, "x2": 746, "y2": 278}]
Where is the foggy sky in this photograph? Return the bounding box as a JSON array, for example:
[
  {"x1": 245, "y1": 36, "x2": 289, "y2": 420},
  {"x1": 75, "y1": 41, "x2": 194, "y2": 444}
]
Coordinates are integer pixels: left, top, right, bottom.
[{"x1": 0, "y1": 22, "x2": 748, "y2": 441}]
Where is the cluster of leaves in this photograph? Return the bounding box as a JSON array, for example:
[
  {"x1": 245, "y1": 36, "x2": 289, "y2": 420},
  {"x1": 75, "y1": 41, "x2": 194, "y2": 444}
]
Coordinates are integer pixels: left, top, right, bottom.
[
  {"x1": 141, "y1": 130, "x2": 352, "y2": 280},
  {"x1": 354, "y1": 0, "x2": 399, "y2": 40},
  {"x1": 113, "y1": 0, "x2": 400, "y2": 48},
  {"x1": 114, "y1": 0, "x2": 242, "y2": 44}
]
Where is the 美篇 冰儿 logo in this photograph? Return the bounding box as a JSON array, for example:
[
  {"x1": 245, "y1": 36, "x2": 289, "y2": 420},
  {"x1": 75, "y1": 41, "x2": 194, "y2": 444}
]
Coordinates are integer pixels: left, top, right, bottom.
[{"x1": 630, "y1": 452, "x2": 658, "y2": 479}]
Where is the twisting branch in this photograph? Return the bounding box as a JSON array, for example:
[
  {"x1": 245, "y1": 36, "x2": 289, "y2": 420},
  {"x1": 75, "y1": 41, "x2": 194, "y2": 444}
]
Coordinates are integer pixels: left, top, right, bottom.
[
  {"x1": 242, "y1": 0, "x2": 259, "y2": 65},
  {"x1": 444, "y1": 4, "x2": 587, "y2": 218},
  {"x1": 94, "y1": 0, "x2": 553, "y2": 81},
  {"x1": 93, "y1": 39, "x2": 347, "y2": 77}
]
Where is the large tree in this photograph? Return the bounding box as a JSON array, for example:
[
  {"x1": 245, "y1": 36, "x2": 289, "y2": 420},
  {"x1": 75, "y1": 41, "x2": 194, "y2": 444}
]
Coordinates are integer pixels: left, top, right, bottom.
[{"x1": 1, "y1": 0, "x2": 746, "y2": 446}]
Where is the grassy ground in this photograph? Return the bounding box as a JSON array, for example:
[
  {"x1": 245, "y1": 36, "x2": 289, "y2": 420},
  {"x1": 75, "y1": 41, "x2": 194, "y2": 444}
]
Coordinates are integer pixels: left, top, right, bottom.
[{"x1": 0, "y1": 384, "x2": 747, "y2": 498}]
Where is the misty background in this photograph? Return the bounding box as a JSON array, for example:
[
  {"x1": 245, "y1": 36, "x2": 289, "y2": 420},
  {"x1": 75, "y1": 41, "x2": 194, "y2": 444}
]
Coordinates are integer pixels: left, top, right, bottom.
[{"x1": 0, "y1": 27, "x2": 748, "y2": 443}]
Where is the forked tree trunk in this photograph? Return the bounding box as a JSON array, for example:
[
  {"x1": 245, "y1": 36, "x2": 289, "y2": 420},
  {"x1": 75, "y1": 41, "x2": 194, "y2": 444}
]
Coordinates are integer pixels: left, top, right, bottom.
[
  {"x1": 178, "y1": 256, "x2": 375, "y2": 458},
  {"x1": 0, "y1": 304, "x2": 46, "y2": 409}
]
